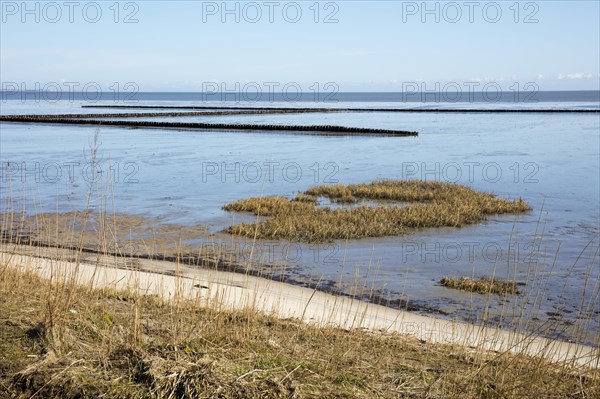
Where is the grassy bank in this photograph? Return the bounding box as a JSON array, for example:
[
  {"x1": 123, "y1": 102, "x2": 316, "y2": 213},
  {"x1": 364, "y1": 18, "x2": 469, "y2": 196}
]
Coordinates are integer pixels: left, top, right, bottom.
[
  {"x1": 1, "y1": 262, "x2": 598, "y2": 399},
  {"x1": 224, "y1": 180, "x2": 530, "y2": 242}
]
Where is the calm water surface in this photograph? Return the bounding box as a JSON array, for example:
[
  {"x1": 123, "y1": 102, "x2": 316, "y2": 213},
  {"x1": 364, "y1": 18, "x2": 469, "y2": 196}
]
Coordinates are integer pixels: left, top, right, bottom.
[{"x1": 1, "y1": 97, "x2": 598, "y2": 343}]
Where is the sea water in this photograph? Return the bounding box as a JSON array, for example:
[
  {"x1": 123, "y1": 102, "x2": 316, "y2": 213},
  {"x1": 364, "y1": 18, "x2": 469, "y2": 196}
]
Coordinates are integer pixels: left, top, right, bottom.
[{"x1": 1, "y1": 92, "x2": 598, "y2": 343}]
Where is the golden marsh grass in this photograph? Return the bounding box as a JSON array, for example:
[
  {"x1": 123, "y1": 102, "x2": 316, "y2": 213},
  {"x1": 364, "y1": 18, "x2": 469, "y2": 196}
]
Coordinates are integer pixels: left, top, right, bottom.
[
  {"x1": 224, "y1": 180, "x2": 530, "y2": 242},
  {"x1": 1, "y1": 266, "x2": 598, "y2": 399},
  {"x1": 440, "y1": 276, "x2": 523, "y2": 296}
]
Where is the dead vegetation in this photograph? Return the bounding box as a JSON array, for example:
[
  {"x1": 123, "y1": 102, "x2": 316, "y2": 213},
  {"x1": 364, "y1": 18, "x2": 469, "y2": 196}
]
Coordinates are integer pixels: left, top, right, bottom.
[
  {"x1": 440, "y1": 276, "x2": 523, "y2": 296},
  {"x1": 224, "y1": 180, "x2": 530, "y2": 242},
  {"x1": 1, "y1": 265, "x2": 598, "y2": 399}
]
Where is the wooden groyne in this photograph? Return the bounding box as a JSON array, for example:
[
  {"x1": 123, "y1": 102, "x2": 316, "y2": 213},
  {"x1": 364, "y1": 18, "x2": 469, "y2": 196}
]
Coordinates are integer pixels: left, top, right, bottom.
[
  {"x1": 81, "y1": 105, "x2": 600, "y2": 113},
  {"x1": 81, "y1": 105, "x2": 338, "y2": 112},
  {"x1": 0, "y1": 115, "x2": 418, "y2": 137},
  {"x1": 352, "y1": 108, "x2": 600, "y2": 113},
  {"x1": 2, "y1": 109, "x2": 331, "y2": 120}
]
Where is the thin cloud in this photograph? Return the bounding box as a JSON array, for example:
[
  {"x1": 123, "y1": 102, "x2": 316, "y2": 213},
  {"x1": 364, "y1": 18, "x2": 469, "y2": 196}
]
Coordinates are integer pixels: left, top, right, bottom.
[{"x1": 557, "y1": 72, "x2": 594, "y2": 80}]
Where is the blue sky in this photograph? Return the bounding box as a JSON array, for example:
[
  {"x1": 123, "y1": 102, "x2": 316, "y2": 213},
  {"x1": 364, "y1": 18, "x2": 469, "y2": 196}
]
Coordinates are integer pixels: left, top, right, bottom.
[{"x1": 1, "y1": 0, "x2": 599, "y2": 91}]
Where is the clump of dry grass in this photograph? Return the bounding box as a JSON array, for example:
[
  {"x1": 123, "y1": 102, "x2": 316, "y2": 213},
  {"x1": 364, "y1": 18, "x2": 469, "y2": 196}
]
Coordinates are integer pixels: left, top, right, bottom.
[
  {"x1": 440, "y1": 276, "x2": 523, "y2": 296},
  {"x1": 1, "y1": 265, "x2": 598, "y2": 399},
  {"x1": 224, "y1": 180, "x2": 530, "y2": 242}
]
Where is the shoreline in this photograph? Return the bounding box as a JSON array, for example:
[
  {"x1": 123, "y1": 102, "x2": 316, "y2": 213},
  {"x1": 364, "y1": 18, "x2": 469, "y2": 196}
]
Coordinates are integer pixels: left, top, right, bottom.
[
  {"x1": 2, "y1": 243, "x2": 598, "y2": 369},
  {"x1": 0, "y1": 235, "x2": 447, "y2": 316}
]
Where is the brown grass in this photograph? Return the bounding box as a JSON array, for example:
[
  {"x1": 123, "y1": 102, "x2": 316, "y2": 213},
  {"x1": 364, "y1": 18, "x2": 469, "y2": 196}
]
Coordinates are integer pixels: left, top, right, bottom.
[
  {"x1": 224, "y1": 180, "x2": 530, "y2": 242},
  {"x1": 1, "y1": 265, "x2": 598, "y2": 399},
  {"x1": 440, "y1": 276, "x2": 523, "y2": 296}
]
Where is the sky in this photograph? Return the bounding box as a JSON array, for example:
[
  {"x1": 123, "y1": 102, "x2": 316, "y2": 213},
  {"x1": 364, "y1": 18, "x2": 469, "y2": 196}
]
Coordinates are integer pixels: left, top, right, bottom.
[{"x1": 1, "y1": 0, "x2": 599, "y2": 92}]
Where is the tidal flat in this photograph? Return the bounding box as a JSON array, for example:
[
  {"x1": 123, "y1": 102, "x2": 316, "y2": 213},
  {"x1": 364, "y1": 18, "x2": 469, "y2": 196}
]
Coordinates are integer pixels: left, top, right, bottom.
[{"x1": 1, "y1": 100, "x2": 599, "y2": 345}]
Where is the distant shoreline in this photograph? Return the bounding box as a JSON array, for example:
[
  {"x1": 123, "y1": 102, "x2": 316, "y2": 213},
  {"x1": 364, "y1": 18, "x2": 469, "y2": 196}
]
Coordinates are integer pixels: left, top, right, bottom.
[{"x1": 2, "y1": 90, "x2": 600, "y2": 104}]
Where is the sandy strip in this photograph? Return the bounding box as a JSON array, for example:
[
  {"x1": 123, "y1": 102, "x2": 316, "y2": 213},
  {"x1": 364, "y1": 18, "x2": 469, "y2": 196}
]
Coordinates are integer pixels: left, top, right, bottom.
[{"x1": 1, "y1": 246, "x2": 598, "y2": 369}]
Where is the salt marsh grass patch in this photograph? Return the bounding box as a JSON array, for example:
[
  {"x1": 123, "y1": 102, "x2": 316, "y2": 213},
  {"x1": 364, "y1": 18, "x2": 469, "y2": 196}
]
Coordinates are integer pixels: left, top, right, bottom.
[
  {"x1": 224, "y1": 180, "x2": 530, "y2": 243},
  {"x1": 440, "y1": 276, "x2": 524, "y2": 296}
]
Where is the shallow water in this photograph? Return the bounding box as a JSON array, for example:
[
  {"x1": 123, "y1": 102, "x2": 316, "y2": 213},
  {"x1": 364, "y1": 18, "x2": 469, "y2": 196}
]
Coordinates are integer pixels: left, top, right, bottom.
[{"x1": 1, "y1": 99, "x2": 599, "y2": 344}]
